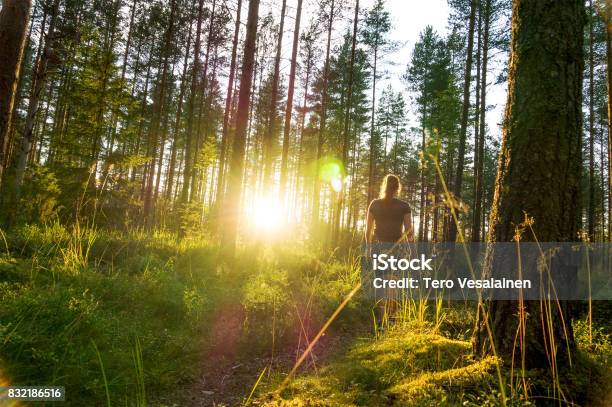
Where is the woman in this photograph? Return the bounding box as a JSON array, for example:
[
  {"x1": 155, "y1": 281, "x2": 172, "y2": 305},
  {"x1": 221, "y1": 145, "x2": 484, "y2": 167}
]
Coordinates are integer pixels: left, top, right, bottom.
[
  {"x1": 365, "y1": 174, "x2": 413, "y2": 244},
  {"x1": 365, "y1": 174, "x2": 413, "y2": 328}
]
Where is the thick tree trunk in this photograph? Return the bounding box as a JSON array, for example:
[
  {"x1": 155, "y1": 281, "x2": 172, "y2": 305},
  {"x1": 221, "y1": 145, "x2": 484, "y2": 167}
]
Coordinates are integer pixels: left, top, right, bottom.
[
  {"x1": 222, "y1": 0, "x2": 260, "y2": 252},
  {"x1": 279, "y1": 0, "x2": 303, "y2": 199},
  {"x1": 214, "y1": 0, "x2": 242, "y2": 208},
  {"x1": 475, "y1": 0, "x2": 584, "y2": 369},
  {"x1": 448, "y1": 0, "x2": 477, "y2": 243},
  {"x1": 0, "y1": 0, "x2": 32, "y2": 190}
]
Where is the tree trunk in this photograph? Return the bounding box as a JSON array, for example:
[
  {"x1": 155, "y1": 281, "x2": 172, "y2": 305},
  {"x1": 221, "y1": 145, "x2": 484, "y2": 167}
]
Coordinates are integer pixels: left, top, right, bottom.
[
  {"x1": 279, "y1": 0, "x2": 303, "y2": 199},
  {"x1": 588, "y1": 0, "x2": 595, "y2": 240},
  {"x1": 333, "y1": 0, "x2": 359, "y2": 241},
  {"x1": 311, "y1": 0, "x2": 335, "y2": 232},
  {"x1": 0, "y1": 0, "x2": 32, "y2": 191},
  {"x1": 293, "y1": 46, "x2": 312, "y2": 214},
  {"x1": 474, "y1": 0, "x2": 584, "y2": 370},
  {"x1": 165, "y1": 6, "x2": 195, "y2": 201},
  {"x1": 262, "y1": 0, "x2": 287, "y2": 194},
  {"x1": 214, "y1": 0, "x2": 242, "y2": 208},
  {"x1": 222, "y1": 0, "x2": 260, "y2": 252},
  {"x1": 190, "y1": 0, "x2": 216, "y2": 203},
  {"x1": 606, "y1": 1, "x2": 612, "y2": 241},
  {"x1": 471, "y1": 0, "x2": 491, "y2": 242},
  {"x1": 448, "y1": 0, "x2": 477, "y2": 243},
  {"x1": 367, "y1": 45, "x2": 378, "y2": 205},
  {"x1": 143, "y1": 0, "x2": 177, "y2": 227},
  {"x1": 15, "y1": 0, "x2": 60, "y2": 190},
  {"x1": 180, "y1": 0, "x2": 205, "y2": 207}
]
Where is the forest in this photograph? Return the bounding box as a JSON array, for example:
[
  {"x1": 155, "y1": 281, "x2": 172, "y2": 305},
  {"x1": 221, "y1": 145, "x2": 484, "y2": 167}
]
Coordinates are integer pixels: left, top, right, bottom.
[{"x1": 0, "y1": 0, "x2": 610, "y2": 405}]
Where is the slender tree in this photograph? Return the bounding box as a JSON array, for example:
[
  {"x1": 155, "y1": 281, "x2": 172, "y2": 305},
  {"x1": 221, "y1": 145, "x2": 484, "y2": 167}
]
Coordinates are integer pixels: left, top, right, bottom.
[
  {"x1": 363, "y1": 0, "x2": 392, "y2": 204},
  {"x1": 215, "y1": 0, "x2": 242, "y2": 207},
  {"x1": 223, "y1": 0, "x2": 261, "y2": 252},
  {"x1": 332, "y1": 0, "x2": 359, "y2": 240},
  {"x1": 279, "y1": 0, "x2": 303, "y2": 199},
  {"x1": 143, "y1": 0, "x2": 178, "y2": 226},
  {"x1": 0, "y1": 0, "x2": 32, "y2": 191},
  {"x1": 606, "y1": 0, "x2": 612, "y2": 241},
  {"x1": 262, "y1": 0, "x2": 287, "y2": 194},
  {"x1": 311, "y1": 0, "x2": 335, "y2": 231},
  {"x1": 471, "y1": 0, "x2": 491, "y2": 242},
  {"x1": 448, "y1": 0, "x2": 477, "y2": 243},
  {"x1": 15, "y1": 0, "x2": 60, "y2": 190},
  {"x1": 180, "y1": 0, "x2": 205, "y2": 207},
  {"x1": 588, "y1": 0, "x2": 596, "y2": 240}
]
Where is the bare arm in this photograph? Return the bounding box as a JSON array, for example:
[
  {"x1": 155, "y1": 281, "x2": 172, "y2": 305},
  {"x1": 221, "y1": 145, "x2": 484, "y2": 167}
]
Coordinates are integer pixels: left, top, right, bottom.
[
  {"x1": 365, "y1": 205, "x2": 375, "y2": 244},
  {"x1": 403, "y1": 211, "x2": 414, "y2": 242}
]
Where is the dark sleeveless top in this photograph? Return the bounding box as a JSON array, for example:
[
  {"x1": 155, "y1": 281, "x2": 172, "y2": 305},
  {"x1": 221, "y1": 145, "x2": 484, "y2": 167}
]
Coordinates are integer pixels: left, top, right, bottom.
[{"x1": 368, "y1": 198, "x2": 411, "y2": 242}]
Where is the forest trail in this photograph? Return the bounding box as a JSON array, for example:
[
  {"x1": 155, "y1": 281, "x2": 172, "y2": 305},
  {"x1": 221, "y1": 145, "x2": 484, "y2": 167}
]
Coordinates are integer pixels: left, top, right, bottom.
[{"x1": 170, "y1": 302, "x2": 365, "y2": 406}]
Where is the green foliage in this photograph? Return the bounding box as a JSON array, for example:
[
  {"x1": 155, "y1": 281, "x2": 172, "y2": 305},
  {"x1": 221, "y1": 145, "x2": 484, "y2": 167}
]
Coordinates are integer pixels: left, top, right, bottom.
[{"x1": 15, "y1": 165, "x2": 62, "y2": 224}]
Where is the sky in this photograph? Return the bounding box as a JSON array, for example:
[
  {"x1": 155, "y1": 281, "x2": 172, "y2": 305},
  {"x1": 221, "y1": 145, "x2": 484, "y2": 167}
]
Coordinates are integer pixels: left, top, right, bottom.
[{"x1": 265, "y1": 0, "x2": 509, "y2": 142}]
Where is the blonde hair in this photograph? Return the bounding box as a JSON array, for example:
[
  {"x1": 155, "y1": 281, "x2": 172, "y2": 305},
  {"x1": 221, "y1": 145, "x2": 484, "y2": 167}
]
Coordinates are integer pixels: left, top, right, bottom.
[{"x1": 379, "y1": 174, "x2": 401, "y2": 199}]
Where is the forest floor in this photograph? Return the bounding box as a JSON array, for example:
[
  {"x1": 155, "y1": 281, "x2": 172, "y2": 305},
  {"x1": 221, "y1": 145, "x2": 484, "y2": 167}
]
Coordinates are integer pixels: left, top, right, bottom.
[{"x1": 0, "y1": 224, "x2": 610, "y2": 406}]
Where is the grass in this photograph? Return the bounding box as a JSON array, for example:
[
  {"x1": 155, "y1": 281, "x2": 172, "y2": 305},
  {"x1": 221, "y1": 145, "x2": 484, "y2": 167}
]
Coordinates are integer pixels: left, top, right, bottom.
[
  {"x1": 0, "y1": 223, "x2": 610, "y2": 406},
  {"x1": 261, "y1": 315, "x2": 611, "y2": 406},
  {"x1": 262, "y1": 321, "x2": 501, "y2": 406},
  {"x1": 0, "y1": 223, "x2": 366, "y2": 406}
]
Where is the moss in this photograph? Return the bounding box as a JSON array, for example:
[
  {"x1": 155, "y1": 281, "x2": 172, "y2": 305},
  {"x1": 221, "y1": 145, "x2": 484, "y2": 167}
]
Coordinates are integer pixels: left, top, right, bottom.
[{"x1": 268, "y1": 328, "x2": 500, "y2": 406}]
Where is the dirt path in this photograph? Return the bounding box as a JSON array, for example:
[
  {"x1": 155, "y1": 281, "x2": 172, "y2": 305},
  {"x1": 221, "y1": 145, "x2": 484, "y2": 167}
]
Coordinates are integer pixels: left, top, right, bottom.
[{"x1": 164, "y1": 303, "x2": 368, "y2": 406}]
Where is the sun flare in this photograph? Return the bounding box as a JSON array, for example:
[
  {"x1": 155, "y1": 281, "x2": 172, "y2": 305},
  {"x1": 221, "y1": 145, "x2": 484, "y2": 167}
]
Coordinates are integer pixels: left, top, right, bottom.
[{"x1": 249, "y1": 196, "x2": 286, "y2": 232}]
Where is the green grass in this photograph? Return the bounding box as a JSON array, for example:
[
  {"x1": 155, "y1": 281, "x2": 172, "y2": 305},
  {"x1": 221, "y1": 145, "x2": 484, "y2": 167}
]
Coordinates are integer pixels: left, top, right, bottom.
[
  {"x1": 264, "y1": 322, "x2": 501, "y2": 406},
  {"x1": 0, "y1": 225, "x2": 216, "y2": 405},
  {"x1": 0, "y1": 223, "x2": 366, "y2": 406},
  {"x1": 262, "y1": 316, "x2": 611, "y2": 406},
  {"x1": 0, "y1": 224, "x2": 610, "y2": 406}
]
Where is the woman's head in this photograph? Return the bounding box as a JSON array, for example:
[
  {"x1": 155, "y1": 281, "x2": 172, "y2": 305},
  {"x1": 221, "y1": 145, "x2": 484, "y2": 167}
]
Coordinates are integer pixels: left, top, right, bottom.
[{"x1": 379, "y1": 174, "x2": 401, "y2": 200}]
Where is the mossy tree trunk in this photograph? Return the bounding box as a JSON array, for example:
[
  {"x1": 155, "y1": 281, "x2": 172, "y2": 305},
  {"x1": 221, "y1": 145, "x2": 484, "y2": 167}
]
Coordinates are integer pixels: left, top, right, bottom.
[{"x1": 474, "y1": 0, "x2": 584, "y2": 370}]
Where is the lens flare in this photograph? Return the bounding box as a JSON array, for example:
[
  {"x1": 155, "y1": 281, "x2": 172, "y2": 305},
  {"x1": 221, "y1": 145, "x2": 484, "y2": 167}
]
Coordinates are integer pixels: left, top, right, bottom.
[
  {"x1": 250, "y1": 196, "x2": 284, "y2": 231},
  {"x1": 330, "y1": 176, "x2": 342, "y2": 192}
]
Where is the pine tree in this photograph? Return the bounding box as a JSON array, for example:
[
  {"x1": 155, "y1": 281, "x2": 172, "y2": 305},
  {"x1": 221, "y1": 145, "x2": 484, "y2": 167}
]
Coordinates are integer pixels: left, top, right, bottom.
[{"x1": 0, "y1": 0, "x2": 32, "y2": 191}]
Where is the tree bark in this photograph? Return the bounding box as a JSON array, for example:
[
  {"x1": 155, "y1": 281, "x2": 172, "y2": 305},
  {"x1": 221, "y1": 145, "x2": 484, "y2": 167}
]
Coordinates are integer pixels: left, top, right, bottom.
[
  {"x1": 588, "y1": 0, "x2": 595, "y2": 240},
  {"x1": 15, "y1": 0, "x2": 60, "y2": 190},
  {"x1": 333, "y1": 0, "x2": 358, "y2": 241},
  {"x1": 0, "y1": 0, "x2": 32, "y2": 191},
  {"x1": 222, "y1": 0, "x2": 260, "y2": 252},
  {"x1": 165, "y1": 5, "x2": 195, "y2": 201},
  {"x1": 214, "y1": 0, "x2": 242, "y2": 208},
  {"x1": 143, "y1": 0, "x2": 177, "y2": 227},
  {"x1": 279, "y1": 0, "x2": 303, "y2": 199},
  {"x1": 448, "y1": 0, "x2": 477, "y2": 243},
  {"x1": 471, "y1": 0, "x2": 491, "y2": 242},
  {"x1": 312, "y1": 0, "x2": 335, "y2": 232},
  {"x1": 606, "y1": 1, "x2": 612, "y2": 241},
  {"x1": 475, "y1": 0, "x2": 584, "y2": 369},
  {"x1": 262, "y1": 0, "x2": 287, "y2": 194},
  {"x1": 180, "y1": 0, "x2": 205, "y2": 207}
]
